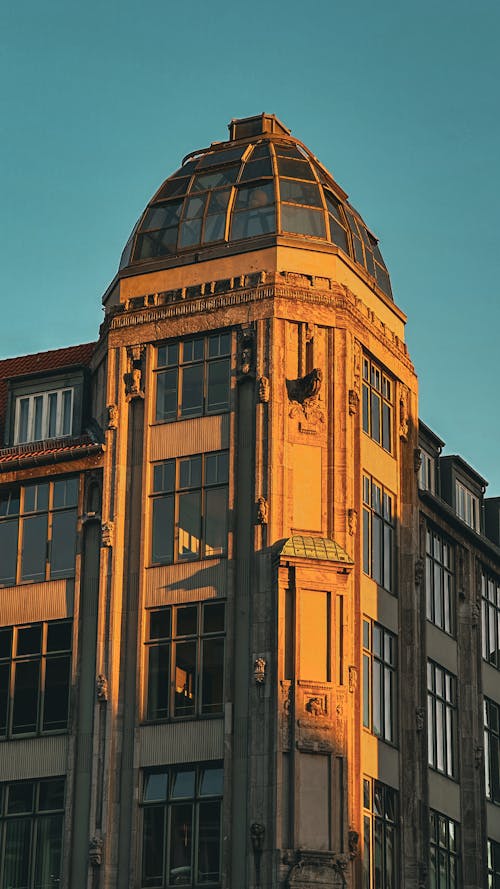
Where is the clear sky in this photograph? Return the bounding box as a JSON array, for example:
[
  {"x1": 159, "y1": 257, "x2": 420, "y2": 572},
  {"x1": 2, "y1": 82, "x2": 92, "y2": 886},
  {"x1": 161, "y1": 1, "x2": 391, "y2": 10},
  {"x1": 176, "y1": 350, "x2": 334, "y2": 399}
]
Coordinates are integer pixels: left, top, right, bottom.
[{"x1": 1, "y1": 0, "x2": 499, "y2": 487}]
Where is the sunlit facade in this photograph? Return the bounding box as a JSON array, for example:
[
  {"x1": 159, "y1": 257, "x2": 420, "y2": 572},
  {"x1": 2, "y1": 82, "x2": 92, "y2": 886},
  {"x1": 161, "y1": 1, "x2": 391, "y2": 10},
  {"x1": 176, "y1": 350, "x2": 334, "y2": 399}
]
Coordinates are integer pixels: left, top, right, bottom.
[{"x1": 0, "y1": 114, "x2": 497, "y2": 888}]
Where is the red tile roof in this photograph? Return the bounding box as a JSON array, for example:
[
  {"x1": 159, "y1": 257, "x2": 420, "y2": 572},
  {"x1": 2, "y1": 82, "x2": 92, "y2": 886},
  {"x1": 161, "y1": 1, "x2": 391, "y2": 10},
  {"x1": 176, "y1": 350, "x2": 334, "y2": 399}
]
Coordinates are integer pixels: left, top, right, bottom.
[
  {"x1": 0, "y1": 342, "x2": 95, "y2": 435},
  {"x1": 0, "y1": 434, "x2": 103, "y2": 472}
]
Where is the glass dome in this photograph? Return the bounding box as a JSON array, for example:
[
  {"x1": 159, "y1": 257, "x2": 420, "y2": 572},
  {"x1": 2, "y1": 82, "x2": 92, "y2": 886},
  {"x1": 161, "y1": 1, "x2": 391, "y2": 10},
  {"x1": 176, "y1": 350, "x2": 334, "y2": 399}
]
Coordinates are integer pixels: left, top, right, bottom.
[{"x1": 119, "y1": 115, "x2": 393, "y2": 300}]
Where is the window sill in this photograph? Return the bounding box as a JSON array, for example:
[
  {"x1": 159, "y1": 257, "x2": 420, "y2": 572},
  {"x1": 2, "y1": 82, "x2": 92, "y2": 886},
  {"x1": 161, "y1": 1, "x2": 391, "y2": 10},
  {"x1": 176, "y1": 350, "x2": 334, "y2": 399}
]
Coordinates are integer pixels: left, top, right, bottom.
[
  {"x1": 140, "y1": 714, "x2": 224, "y2": 727},
  {"x1": 151, "y1": 408, "x2": 230, "y2": 426},
  {"x1": 1, "y1": 729, "x2": 69, "y2": 742}
]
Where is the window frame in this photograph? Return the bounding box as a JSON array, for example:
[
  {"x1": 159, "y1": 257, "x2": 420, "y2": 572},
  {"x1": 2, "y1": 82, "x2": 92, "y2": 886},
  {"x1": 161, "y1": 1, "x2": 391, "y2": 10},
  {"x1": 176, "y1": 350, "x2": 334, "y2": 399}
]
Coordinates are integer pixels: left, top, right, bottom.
[
  {"x1": 362, "y1": 356, "x2": 393, "y2": 453},
  {"x1": 481, "y1": 568, "x2": 500, "y2": 670},
  {"x1": 427, "y1": 660, "x2": 457, "y2": 779},
  {"x1": 144, "y1": 601, "x2": 225, "y2": 723},
  {"x1": 488, "y1": 838, "x2": 500, "y2": 888},
  {"x1": 13, "y1": 388, "x2": 74, "y2": 445},
  {"x1": 418, "y1": 448, "x2": 435, "y2": 492},
  {"x1": 455, "y1": 479, "x2": 480, "y2": 531},
  {"x1": 429, "y1": 810, "x2": 460, "y2": 888},
  {"x1": 425, "y1": 526, "x2": 455, "y2": 636},
  {"x1": 0, "y1": 777, "x2": 65, "y2": 889},
  {"x1": 362, "y1": 619, "x2": 397, "y2": 745},
  {"x1": 485, "y1": 697, "x2": 500, "y2": 805},
  {"x1": 362, "y1": 474, "x2": 395, "y2": 593},
  {"x1": 362, "y1": 777, "x2": 398, "y2": 889},
  {"x1": 154, "y1": 332, "x2": 232, "y2": 424}
]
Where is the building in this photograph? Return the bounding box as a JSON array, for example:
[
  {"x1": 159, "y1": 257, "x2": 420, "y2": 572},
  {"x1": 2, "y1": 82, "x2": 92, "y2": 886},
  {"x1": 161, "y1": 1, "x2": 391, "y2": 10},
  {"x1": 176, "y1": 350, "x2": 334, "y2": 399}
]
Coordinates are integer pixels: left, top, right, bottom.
[{"x1": 0, "y1": 113, "x2": 498, "y2": 889}]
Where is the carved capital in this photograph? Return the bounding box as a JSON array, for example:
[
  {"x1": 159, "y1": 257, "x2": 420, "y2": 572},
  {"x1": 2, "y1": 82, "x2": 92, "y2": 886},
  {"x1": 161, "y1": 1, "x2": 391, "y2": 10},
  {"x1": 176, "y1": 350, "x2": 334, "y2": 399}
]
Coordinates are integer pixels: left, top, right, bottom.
[
  {"x1": 348, "y1": 828, "x2": 359, "y2": 858},
  {"x1": 258, "y1": 376, "x2": 270, "y2": 403},
  {"x1": 89, "y1": 835, "x2": 103, "y2": 866},
  {"x1": 254, "y1": 657, "x2": 267, "y2": 685}
]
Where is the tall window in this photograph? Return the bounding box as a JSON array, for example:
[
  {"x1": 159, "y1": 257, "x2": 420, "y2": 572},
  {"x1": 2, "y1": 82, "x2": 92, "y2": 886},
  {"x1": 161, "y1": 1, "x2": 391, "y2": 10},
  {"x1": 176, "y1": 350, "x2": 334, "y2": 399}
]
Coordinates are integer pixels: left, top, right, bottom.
[
  {"x1": 425, "y1": 528, "x2": 454, "y2": 635},
  {"x1": 362, "y1": 357, "x2": 392, "y2": 452},
  {"x1": 418, "y1": 449, "x2": 435, "y2": 492},
  {"x1": 482, "y1": 569, "x2": 500, "y2": 670},
  {"x1": 427, "y1": 661, "x2": 457, "y2": 778},
  {"x1": 141, "y1": 762, "x2": 223, "y2": 888},
  {"x1": 151, "y1": 452, "x2": 228, "y2": 564},
  {"x1": 0, "y1": 777, "x2": 65, "y2": 889},
  {"x1": 429, "y1": 810, "x2": 460, "y2": 888},
  {"x1": 363, "y1": 475, "x2": 394, "y2": 592},
  {"x1": 155, "y1": 333, "x2": 231, "y2": 423},
  {"x1": 455, "y1": 480, "x2": 480, "y2": 531},
  {"x1": 146, "y1": 601, "x2": 225, "y2": 721},
  {"x1": 14, "y1": 388, "x2": 73, "y2": 444},
  {"x1": 488, "y1": 839, "x2": 500, "y2": 888},
  {"x1": 0, "y1": 620, "x2": 72, "y2": 738},
  {"x1": 485, "y1": 698, "x2": 500, "y2": 805},
  {"x1": 363, "y1": 620, "x2": 397, "y2": 744},
  {"x1": 0, "y1": 478, "x2": 79, "y2": 586},
  {"x1": 362, "y1": 778, "x2": 398, "y2": 889}
]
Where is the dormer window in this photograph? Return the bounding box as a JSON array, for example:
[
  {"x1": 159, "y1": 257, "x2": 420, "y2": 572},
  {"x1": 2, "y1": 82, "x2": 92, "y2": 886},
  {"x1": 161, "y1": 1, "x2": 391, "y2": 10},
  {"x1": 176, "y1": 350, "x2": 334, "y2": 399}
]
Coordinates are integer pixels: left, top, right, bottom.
[
  {"x1": 14, "y1": 388, "x2": 74, "y2": 444},
  {"x1": 419, "y1": 449, "x2": 435, "y2": 493},
  {"x1": 456, "y1": 480, "x2": 480, "y2": 531}
]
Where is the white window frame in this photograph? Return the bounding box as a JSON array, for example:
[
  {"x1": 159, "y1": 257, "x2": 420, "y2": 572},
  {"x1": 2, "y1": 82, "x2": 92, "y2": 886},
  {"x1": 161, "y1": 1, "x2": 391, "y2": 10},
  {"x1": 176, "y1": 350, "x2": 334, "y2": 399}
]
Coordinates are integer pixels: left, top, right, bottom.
[
  {"x1": 14, "y1": 388, "x2": 74, "y2": 444},
  {"x1": 419, "y1": 449, "x2": 435, "y2": 492},
  {"x1": 455, "y1": 480, "x2": 479, "y2": 531}
]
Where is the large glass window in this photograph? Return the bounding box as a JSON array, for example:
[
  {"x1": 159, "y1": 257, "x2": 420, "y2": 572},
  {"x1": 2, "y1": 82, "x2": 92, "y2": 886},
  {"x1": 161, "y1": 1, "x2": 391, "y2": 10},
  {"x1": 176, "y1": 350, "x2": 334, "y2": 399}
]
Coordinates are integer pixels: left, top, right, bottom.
[
  {"x1": 151, "y1": 452, "x2": 228, "y2": 565},
  {"x1": 482, "y1": 569, "x2": 500, "y2": 670},
  {"x1": 455, "y1": 480, "x2": 480, "y2": 531},
  {"x1": 362, "y1": 778, "x2": 398, "y2": 889},
  {"x1": 485, "y1": 698, "x2": 500, "y2": 805},
  {"x1": 425, "y1": 528, "x2": 454, "y2": 635},
  {"x1": 14, "y1": 388, "x2": 73, "y2": 444},
  {"x1": 146, "y1": 601, "x2": 225, "y2": 721},
  {"x1": 363, "y1": 475, "x2": 394, "y2": 593},
  {"x1": 429, "y1": 810, "x2": 460, "y2": 888},
  {"x1": 0, "y1": 620, "x2": 72, "y2": 738},
  {"x1": 155, "y1": 333, "x2": 231, "y2": 423},
  {"x1": 0, "y1": 777, "x2": 65, "y2": 889},
  {"x1": 363, "y1": 620, "x2": 397, "y2": 744},
  {"x1": 489, "y1": 839, "x2": 500, "y2": 888},
  {"x1": 0, "y1": 478, "x2": 79, "y2": 587},
  {"x1": 362, "y1": 357, "x2": 392, "y2": 452},
  {"x1": 427, "y1": 661, "x2": 457, "y2": 778},
  {"x1": 141, "y1": 762, "x2": 223, "y2": 888}
]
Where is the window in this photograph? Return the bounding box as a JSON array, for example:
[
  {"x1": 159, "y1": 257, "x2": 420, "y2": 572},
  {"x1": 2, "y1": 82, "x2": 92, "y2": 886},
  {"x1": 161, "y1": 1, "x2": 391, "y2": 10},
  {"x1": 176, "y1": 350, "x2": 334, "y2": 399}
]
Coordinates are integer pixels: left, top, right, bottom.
[
  {"x1": 362, "y1": 357, "x2": 392, "y2": 452},
  {"x1": 151, "y1": 452, "x2": 228, "y2": 564},
  {"x1": 485, "y1": 698, "x2": 500, "y2": 804},
  {"x1": 427, "y1": 661, "x2": 457, "y2": 778},
  {"x1": 362, "y1": 778, "x2": 398, "y2": 889},
  {"x1": 425, "y1": 528, "x2": 454, "y2": 635},
  {"x1": 455, "y1": 480, "x2": 480, "y2": 531},
  {"x1": 363, "y1": 620, "x2": 397, "y2": 744},
  {"x1": 488, "y1": 839, "x2": 500, "y2": 888},
  {"x1": 0, "y1": 478, "x2": 79, "y2": 587},
  {"x1": 155, "y1": 333, "x2": 231, "y2": 423},
  {"x1": 0, "y1": 620, "x2": 72, "y2": 738},
  {"x1": 0, "y1": 777, "x2": 65, "y2": 889},
  {"x1": 482, "y1": 569, "x2": 500, "y2": 669},
  {"x1": 14, "y1": 388, "x2": 73, "y2": 444},
  {"x1": 363, "y1": 475, "x2": 394, "y2": 592},
  {"x1": 141, "y1": 762, "x2": 223, "y2": 888},
  {"x1": 145, "y1": 602, "x2": 224, "y2": 721},
  {"x1": 418, "y1": 449, "x2": 435, "y2": 492},
  {"x1": 429, "y1": 811, "x2": 460, "y2": 888}
]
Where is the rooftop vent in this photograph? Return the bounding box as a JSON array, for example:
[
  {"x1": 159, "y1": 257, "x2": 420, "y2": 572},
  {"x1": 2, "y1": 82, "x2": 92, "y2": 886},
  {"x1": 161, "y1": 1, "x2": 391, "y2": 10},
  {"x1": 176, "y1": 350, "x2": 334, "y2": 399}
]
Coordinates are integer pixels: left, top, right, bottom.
[{"x1": 228, "y1": 114, "x2": 291, "y2": 142}]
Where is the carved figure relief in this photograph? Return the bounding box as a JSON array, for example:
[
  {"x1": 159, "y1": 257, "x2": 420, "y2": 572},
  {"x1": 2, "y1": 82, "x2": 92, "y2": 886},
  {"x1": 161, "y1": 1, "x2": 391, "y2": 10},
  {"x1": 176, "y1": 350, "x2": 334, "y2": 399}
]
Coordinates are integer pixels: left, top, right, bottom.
[
  {"x1": 107, "y1": 403, "x2": 118, "y2": 429},
  {"x1": 348, "y1": 665, "x2": 358, "y2": 693},
  {"x1": 101, "y1": 521, "x2": 114, "y2": 547},
  {"x1": 414, "y1": 447, "x2": 422, "y2": 474},
  {"x1": 96, "y1": 674, "x2": 108, "y2": 701},
  {"x1": 257, "y1": 497, "x2": 268, "y2": 524},
  {"x1": 348, "y1": 388, "x2": 359, "y2": 415},
  {"x1": 287, "y1": 368, "x2": 325, "y2": 427},
  {"x1": 238, "y1": 329, "x2": 256, "y2": 378},
  {"x1": 89, "y1": 835, "x2": 103, "y2": 867},
  {"x1": 415, "y1": 558, "x2": 424, "y2": 586},
  {"x1": 254, "y1": 657, "x2": 267, "y2": 684},
  {"x1": 280, "y1": 681, "x2": 292, "y2": 749},
  {"x1": 258, "y1": 376, "x2": 270, "y2": 403},
  {"x1": 353, "y1": 340, "x2": 362, "y2": 396},
  {"x1": 348, "y1": 829, "x2": 359, "y2": 859},
  {"x1": 399, "y1": 384, "x2": 409, "y2": 442},
  {"x1": 250, "y1": 822, "x2": 265, "y2": 853},
  {"x1": 306, "y1": 696, "x2": 325, "y2": 717},
  {"x1": 416, "y1": 707, "x2": 425, "y2": 732},
  {"x1": 347, "y1": 508, "x2": 357, "y2": 536},
  {"x1": 125, "y1": 345, "x2": 145, "y2": 399}
]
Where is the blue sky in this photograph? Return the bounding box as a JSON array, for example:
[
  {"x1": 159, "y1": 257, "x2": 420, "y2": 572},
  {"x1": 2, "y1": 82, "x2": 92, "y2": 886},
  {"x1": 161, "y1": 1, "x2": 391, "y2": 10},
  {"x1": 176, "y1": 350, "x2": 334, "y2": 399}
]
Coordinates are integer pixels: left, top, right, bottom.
[{"x1": 1, "y1": 0, "x2": 499, "y2": 487}]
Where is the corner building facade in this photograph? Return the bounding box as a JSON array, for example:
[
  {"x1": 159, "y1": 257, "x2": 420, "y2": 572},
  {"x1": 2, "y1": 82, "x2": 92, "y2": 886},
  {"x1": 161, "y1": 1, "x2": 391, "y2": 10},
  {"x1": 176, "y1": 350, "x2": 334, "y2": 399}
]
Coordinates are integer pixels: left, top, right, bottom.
[{"x1": 0, "y1": 115, "x2": 493, "y2": 888}]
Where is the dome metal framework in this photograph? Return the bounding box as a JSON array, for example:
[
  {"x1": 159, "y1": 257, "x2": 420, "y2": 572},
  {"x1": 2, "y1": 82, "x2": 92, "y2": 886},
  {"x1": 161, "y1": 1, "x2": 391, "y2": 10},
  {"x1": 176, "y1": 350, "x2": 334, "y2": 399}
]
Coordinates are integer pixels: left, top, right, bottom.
[{"x1": 120, "y1": 114, "x2": 393, "y2": 301}]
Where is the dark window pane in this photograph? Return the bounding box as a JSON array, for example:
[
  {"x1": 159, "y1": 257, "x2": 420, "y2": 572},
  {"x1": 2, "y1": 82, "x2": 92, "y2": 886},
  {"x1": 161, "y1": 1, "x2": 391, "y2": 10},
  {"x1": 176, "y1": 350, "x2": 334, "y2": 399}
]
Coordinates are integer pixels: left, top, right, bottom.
[
  {"x1": 141, "y1": 200, "x2": 183, "y2": 232},
  {"x1": 206, "y1": 188, "x2": 231, "y2": 215},
  {"x1": 207, "y1": 359, "x2": 230, "y2": 412},
  {"x1": 371, "y1": 392, "x2": 381, "y2": 443},
  {"x1": 171, "y1": 770, "x2": 196, "y2": 799},
  {"x1": 33, "y1": 813, "x2": 64, "y2": 888},
  {"x1": 281, "y1": 204, "x2": 326, "y2": 238},
  {"x1": 279, "y1": 179, "x2": 322, "y2": 207},
  {"x1": 329, "y1": 215, "x2": 349, "y2": 252},
  {"x1": 149, "y1": 609, "x2": 171, "y2": 640},
  {"x1": 200, "y1": 766, "x2": 224, "y2": 796},
  {"x1": 204, "y1": 488, "x2": 228, "y2": 557},
  {"x1": 38, "y1": 779, "x2": 65, "y2": 811},
  {"x1": 382, "y1": 403, "x2": 391, "y2": 452},
  {"x1": 152, "y1": 496, "x2": 174, "y2": 564},
  {"x1": 208, "y1": 333, "x2": 231, "y2": 358},
  {"x1": 142, "y1": 806, "x2": 165, "y2": 887},
  {"x1": 205, "y1": 452, "x2": 229, "y2": 486},
  {"x1": 198, "y1": 801, "x2": 221, "y2": 883},
  {"x1": 197, "y1": 147, "x2": 245, "y2": 168},
  {"x1": 3, "y1": 818, "x2": 31, "y2": 888},
  {"x1": 53, "y1": 478, "x2": 79, "y2": 509},
  {"x1": 233, "y1": 182, "x2": 274, "y2": 211},
  {"x1": 276, "y1": 157, "x2": 315, "y2": 179},
  {"x1": 362, "y1": 384, "x2": 370, "y2": 433},
  {"x1": 156, "y1": 368, "x2": 178, "y2": 421},
  {"x1": 46, "y1": 621, "x2": 72, "y2": 653},
  {"x1": 157, "y1": 343, "x2": 179, "y2": 367},
  {"x1": 0, "y1": 489, "x2": 20, "y2": 517},
  {"x1": 192, "y1": 166, "x2": 239, "y2": 191},
  {"x1": 144, "y1": 771, "x2": 168, "y2": 802},
  {"x1": 147, "y1": 643, "x2": 169, "y2": 720},
  {"x1": 183, "y1": 339, "x2": 204, "y2": 362},
  {"x1": 169, "y1": 803, "x2": 193, "y2": 884},
  {"x1": 178, "y1": 492, "x2": 201, "y2": 560},
  {"x1": 50, "y1": 509, "x2": 77, "y2": 577},
  {"x1": 8, "y1": 782, "x2": 34, "y2": 813},
  {"x1": 17, "y1": 625, "x2": 42, "y2": 656},
  {"x1": 179, "y1": 456, "x2": 202, "y2": 490},
  {"x1": 203, "y1": 213, "x2": 226, "y2": 243},
  {"x1": 201, "y1": 638, "x2": 224, "y2": 714},
  {"x1": 363, "y1": 509, "x2": 370, "y2": 575},
  {"x1": 21, "y1": 514, "x2": 47, "y2": 582},
  {"x1": 180, "y1": 364, "x2": 204, "y2": 417},
  {"x1": 174, "y1": 641, "x2": 196, "y2": 716},
  {"x1": 179, "y1": 218, "x2": 202, "y2": 248},
  {"x1": 12, "y1": 660, "x2": 39, "y2": 734},
  {"x1": 203, "y1": 602, "x2": 225, "y2": 634},
  {"x1": 153, "y1": 461, "x2": 175, "y2": 494},
  {"x1": 24, "y1": 483, "x2": 49, "y2": 513},
  {"x1": 239, "y1": 156, "x2": 273, "y2": 180},
  {"x1": 0, "y1": 662, "x2": 9, "y2": 734},
  {"x1": 231, "y1": 207, "x2": 275, "y2": 239},
  {"x1": 183, "y1": 194, "x2": 206, "y2": 219},
  {"x1": 0, "y1": 518, "x2": 19, "y2": 584},
  {"x1": 156, "y1": 176, "x2": 191, "y2": 199},
  {"x1": 43, "y1": 655, "x2": 70, "y2": 730},
  {"x1": 176, "y1": 607, "x2": 197, "y2": 637}
]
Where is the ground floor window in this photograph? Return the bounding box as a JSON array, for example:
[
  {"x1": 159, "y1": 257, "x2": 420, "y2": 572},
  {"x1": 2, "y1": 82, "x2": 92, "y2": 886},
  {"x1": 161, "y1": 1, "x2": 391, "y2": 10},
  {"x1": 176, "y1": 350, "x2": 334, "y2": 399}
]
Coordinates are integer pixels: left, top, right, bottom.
[
  {"x1": 141, "y1": 762, "x2": 223, "y2": 888},
  {"x1": 0, "y1": 777, "x2": 65, "y2": 889},
  {"x1": 429, "y1": 810, "x2": 459, "y2": 888},
  {"x1": 362, "y1": 777, "x2": 398, "y2": 888}
]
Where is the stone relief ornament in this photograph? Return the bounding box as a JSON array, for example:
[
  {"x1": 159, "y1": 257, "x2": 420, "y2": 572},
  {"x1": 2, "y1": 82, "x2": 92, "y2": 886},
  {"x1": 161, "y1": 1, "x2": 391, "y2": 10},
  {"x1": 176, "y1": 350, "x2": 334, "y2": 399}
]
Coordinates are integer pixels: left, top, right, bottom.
[
  {"x1": 348, "y1": 665, "x2": 358, "y2": 693},
  {"x1": 399, "y1": 384, "x2": 409, "y2": 442},
  {"x1": 107, "y1": 403, "x2": 118, "y2": 429},
  {"x1": 416, "y1": 707, "x2": 425, "y2": 732},
  {"x1": 305, "y1": 696, "x2": 325, "y2": 717},
  {"x1": 475, "y1": 746, "x2": 484, "y2": 768},
  {"x1": 287, "y1": 368, "x2": 325, "y2": 427},
  {"x1": 125, "y1": 345, "x2": 145, "y2": 399},
  {"x1": 96, "y1": 674, "x2": 108, "y2": 702},
  {"x1": 257, "y1": 497, "x2": 268, "y2": 524},
  {"x1": 287, "y1": 850, "x2": 347, "y2": 888},
  {"x1": 258, "y1": 376, "x2": 270, "y2": 403},
  {"x1": 414, "y1": 447, "x2": 422, "y2": 474},
  {"x1": 89, "y1": 835, "x2": 103, "y2": 867},
  {"x1": 348, "y1": 388, "x2": 359, "y2": 415},
  {"x1": 348, "y1": 829, "x2": 359, "y2": 859},
  {"x1": 238, "y1": 329, "x2": 256, "y2": 378},
  {"x1": 415, "y1": 558, "x2": 424, "y2": 586},
  {"x1": 353, "y1": 340, "x2": 362, "y2": 396},
  {"x1": 250, "y1": 822, "x2": 265, "y2": 853},
  {"x1": 254, "y1": 657, "x2": 267, "y2": 684},
  {"x1": 347, "y1": 508, "x2": 357, "y2": 536},
  {"x1": 101, "y1": 521, "x2": 114, "y2": 547}
]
